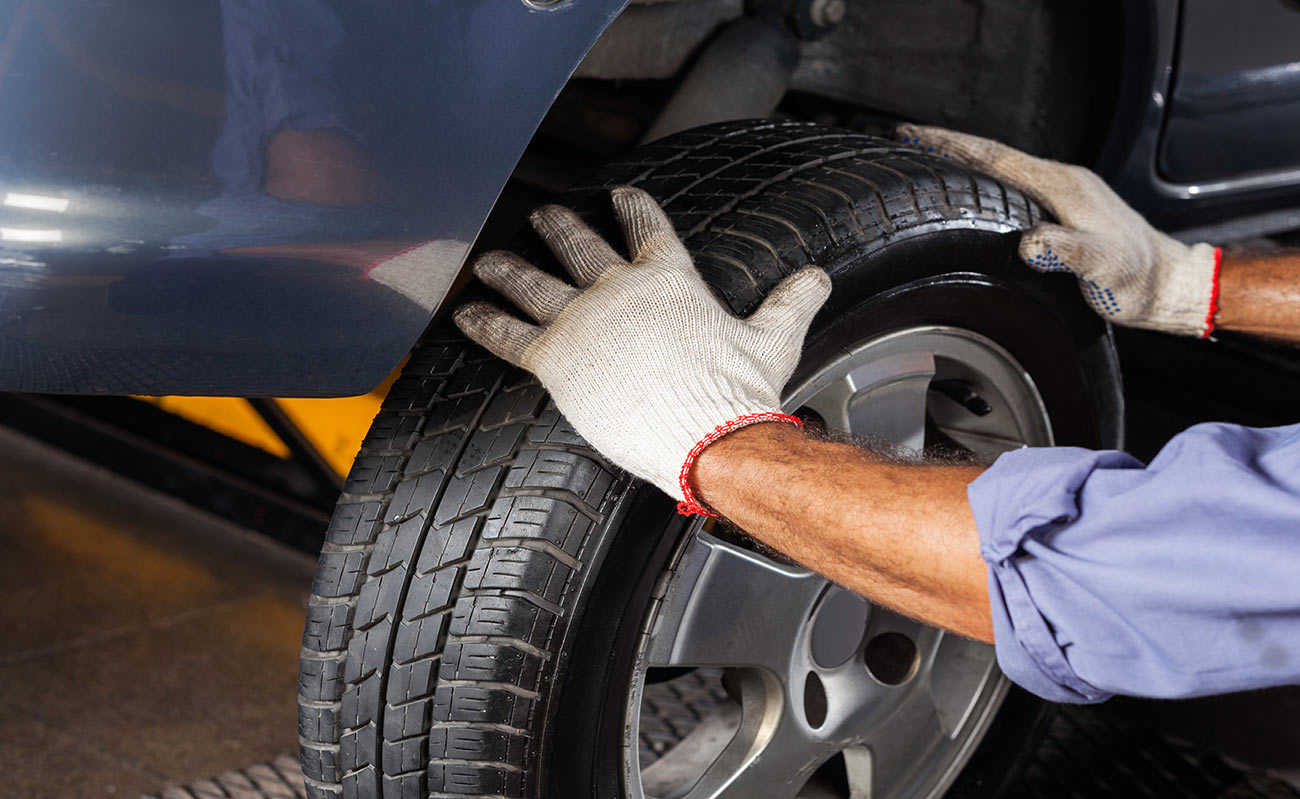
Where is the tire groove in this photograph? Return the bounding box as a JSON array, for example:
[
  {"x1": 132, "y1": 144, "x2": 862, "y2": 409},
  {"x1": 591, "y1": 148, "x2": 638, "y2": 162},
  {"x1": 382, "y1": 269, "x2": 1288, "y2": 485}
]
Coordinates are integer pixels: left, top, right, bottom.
[
  {"x1": 361, "y1": 370, "x2": 507, "y2": 797},
  {"x1": 793, "y1": 176, "x2": 867, "y2": 237},
  {"x1": 822, "y1": 165, "x2": 899, "y2": 232}
]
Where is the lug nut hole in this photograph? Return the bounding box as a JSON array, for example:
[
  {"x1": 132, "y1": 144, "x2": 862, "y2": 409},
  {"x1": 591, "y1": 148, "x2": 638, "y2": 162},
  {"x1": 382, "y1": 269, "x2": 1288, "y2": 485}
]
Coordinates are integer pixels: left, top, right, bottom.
[{"x1": 864, "y1": 632, "x2": 919, "y2": 685}]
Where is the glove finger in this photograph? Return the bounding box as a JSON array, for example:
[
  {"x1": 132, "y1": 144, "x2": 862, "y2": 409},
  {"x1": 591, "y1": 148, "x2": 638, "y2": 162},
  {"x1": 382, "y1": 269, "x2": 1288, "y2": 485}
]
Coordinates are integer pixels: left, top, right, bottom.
[
  {"x1": 530, "y1": 204, "x2": 622, "y2": 287},
  {"x1": 611, "y1": 185, "x2": 690, "y2": 264},
  {"x1": 453, "y1": 301, "x2": 541, "y2": 367},
  {"x1": 473, "y1": 250, "x2": 579, "y2": 324},
  {"x1": 895, "y1": 123, "x2": 1082, "y2": 219},
  {"x1": 747, "y1": 266, "x2": 832, "y2": 338}
]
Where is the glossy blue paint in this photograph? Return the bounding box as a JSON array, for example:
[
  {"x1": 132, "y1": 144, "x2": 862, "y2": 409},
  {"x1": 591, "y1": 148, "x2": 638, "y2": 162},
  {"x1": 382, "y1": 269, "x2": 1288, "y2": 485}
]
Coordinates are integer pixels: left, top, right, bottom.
[{"x1": 0, "y1": 0, "x2": 627, "y2": 395}]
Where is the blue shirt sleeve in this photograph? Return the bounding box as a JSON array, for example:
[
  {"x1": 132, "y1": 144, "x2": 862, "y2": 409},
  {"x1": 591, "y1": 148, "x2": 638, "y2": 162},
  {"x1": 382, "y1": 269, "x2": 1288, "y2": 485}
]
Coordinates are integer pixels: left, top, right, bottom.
[{"x1": 967, "y1": 422, "x2": 1300, "y2": 703}]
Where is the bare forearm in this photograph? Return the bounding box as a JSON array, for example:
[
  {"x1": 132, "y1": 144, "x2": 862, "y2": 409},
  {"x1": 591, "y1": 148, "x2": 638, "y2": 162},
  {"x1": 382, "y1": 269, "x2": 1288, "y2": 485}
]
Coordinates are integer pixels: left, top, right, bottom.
[
  {"x1": 1215, "y1": 249, "x2": 1300, "y2": 343},
  {"x1": 691, "y1": 423, "x2": 994, "y2": 642}
]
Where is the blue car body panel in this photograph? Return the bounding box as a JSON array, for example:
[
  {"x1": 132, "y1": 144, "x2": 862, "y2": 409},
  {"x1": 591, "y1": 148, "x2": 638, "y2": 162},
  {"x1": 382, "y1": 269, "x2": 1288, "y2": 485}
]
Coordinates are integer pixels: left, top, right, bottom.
[
  {"x1": 1, "y1": 0, "x2": 1298, "y2": 396},
  {"x1": 0, "y1": 0, "x2": 626, "y2": 396}
]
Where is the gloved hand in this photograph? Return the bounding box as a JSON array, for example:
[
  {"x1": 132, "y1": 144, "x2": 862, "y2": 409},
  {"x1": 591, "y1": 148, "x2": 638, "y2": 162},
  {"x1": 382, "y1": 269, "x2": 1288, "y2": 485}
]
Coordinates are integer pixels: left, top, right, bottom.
[
  {"x1": 454, "y1": 187, "x2": 830, "y2": 515},
  {"x1": 896, "y1": 124, "x2": 1222, "y2": 338}
]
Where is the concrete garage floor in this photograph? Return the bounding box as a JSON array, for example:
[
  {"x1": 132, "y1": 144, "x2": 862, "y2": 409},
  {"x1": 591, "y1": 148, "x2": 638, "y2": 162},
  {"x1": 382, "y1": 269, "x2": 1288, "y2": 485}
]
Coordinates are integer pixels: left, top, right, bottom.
[
  {"x1": 2, "y1": 424, "x2": 1298, "y2": 799},
  {"x1": 0, "y1": 427, "x2": 311, "y2": 799}
]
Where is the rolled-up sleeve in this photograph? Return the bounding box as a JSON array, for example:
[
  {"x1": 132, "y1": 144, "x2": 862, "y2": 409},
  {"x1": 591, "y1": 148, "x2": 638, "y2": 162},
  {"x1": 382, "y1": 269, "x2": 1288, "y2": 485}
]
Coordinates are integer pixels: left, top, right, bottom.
[{"x1": 968, "y1": 422, "x2": 1300, "y2": 703}]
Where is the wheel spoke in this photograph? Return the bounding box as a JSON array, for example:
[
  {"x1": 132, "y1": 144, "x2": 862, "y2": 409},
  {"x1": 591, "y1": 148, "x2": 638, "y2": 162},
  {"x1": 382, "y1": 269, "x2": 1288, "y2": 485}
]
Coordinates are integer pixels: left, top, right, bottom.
[
  {"x1": 799, "y1": 351, "x2": 935, "y2": 452},
  {"x1": 856, "y1": 691, "x2": 949, "y2": 795},
  {"x1": 928, "y1": 632, "x2": 1000, "y2": 737},
  {"x1": 675, "y1": 671, "x2": 819, "y2": 799},
  {"x1": 815, "y1": 660, "x2": 893, "y2": 742},
  {"x1": 645, "y1": 532, "x2": 826, "y2": 672},
  {"x1": 641, "y1": 699, "x2": 743, "y2": 799},
  {"x1": 842, "y1": 746, "x2": 874, "y2": 799}
]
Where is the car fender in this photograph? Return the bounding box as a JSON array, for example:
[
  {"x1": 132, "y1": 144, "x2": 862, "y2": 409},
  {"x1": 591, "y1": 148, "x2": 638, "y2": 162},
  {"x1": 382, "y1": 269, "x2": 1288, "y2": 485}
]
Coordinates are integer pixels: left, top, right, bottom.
[{"x1": 0, "y1": 0, "x2": 628, "y2": 395}]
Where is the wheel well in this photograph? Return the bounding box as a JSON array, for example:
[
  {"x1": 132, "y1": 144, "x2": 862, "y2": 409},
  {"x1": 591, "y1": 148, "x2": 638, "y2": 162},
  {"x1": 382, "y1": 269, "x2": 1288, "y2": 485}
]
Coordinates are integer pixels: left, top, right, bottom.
[
  {"x1": 485, "y1": 0, "x2": 1128, "y2": 252},
  {"x1": 783, "y1": 0, "x2": 1127, "y2": 163},
  {"x1": 568, "y1": 0, "x2": 1126, "y2": 162}
]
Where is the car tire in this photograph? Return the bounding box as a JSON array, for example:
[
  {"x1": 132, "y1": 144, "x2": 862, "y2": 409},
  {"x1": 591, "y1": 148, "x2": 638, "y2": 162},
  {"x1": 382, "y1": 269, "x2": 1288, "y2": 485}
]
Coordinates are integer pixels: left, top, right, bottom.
[{"x1": 297, "y1": 119, "x2": 1123, "y2": 799}]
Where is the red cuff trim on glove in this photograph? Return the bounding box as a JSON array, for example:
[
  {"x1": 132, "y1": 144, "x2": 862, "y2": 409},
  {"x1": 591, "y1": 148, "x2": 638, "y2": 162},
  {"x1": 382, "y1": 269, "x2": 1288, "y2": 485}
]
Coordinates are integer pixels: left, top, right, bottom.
[
  {"x1": 1201, "y1": 247, "x2": 1223, "y2": 339},
  {"x1": 676, "y1": 412, "x2": 804, "y2": 517}
]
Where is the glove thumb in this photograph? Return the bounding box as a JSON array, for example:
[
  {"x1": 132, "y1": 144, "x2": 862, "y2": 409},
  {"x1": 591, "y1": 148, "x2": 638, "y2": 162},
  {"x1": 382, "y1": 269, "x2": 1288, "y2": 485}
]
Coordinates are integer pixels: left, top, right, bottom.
[
  {"x1": 747, "y1": 267, "x2": 832, "y2": 338},
  {"x1": 1017, "y1": 223, "x2": 1092, "y2": 275},
  {"x1": 1020, "y1": 224, "x2": 1129, "y2": 318}
]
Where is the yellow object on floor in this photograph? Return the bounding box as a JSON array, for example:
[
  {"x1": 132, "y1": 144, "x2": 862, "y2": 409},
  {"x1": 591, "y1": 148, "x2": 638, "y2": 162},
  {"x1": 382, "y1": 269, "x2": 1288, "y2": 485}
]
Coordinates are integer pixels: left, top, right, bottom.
[
  {"x1": 136, "y1": 396, "x2": 291, "y2": 459},
  {"x1": 135, "y1": 367, "x2": 400, "y2": 478},
  {"x1": 276, "y1": 383, "x2": 395, "y2": 476}
]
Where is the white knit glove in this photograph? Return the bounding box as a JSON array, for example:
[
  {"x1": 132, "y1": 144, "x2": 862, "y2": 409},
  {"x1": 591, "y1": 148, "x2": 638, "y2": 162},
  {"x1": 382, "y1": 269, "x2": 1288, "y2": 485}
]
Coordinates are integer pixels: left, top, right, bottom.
[
  {"x1": 454, "y1": 187, "x2": 831, "y2": 515},
  {"x1": 897, "y1": 124, "x2": 1222, "y2": 338}
]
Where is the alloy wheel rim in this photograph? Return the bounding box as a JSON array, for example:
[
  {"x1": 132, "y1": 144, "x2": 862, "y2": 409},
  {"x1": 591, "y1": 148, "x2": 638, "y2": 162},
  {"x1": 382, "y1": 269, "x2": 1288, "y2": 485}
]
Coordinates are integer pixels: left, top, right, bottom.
[{"x1": 624, "y1": 325, "x2": 1054, "y2": 799}]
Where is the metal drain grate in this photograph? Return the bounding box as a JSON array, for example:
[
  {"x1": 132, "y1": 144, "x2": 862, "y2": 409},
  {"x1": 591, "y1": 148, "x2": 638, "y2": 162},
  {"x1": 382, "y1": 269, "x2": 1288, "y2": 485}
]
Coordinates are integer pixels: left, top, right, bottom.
[
  {"x1": 142, "y1": 754, "x2": 305, "y2": 799},
  {"x1": 144, "y1": 682, "x2": 1299, "y2": 799}
]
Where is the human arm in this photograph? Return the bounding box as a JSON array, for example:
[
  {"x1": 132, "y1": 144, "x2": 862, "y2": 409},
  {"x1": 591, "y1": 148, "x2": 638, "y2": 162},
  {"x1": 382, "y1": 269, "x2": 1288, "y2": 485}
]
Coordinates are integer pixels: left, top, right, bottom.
[
  {"x1": 690, "y1": 421, "x2": 995, "y2": 642},
  {"x1": 1216, "y1": 248, "x2": 1300, "y2": 341},
  {"x1": 897, "y1": 124, "x2": 1300, "y2": 344},
  {"x1": 697, "y1": 419, "x2": 1300, "y2": 704}
]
